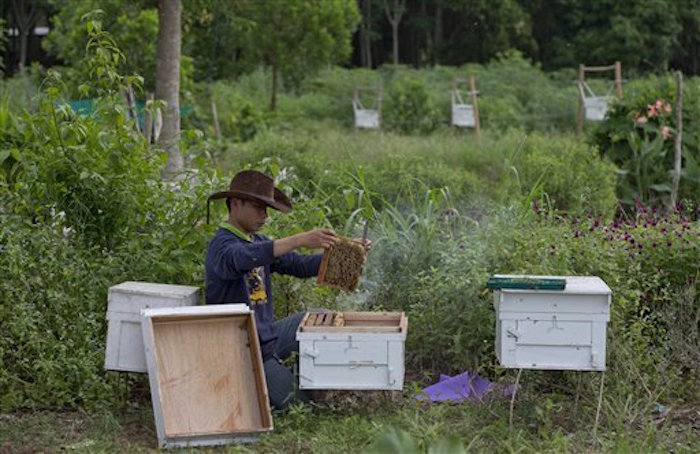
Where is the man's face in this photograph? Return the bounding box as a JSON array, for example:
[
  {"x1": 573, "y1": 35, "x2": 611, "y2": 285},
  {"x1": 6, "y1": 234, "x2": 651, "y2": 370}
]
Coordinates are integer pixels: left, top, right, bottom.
[{"x1": 232, "y1": 198, "x2": 269, "y2": 233}]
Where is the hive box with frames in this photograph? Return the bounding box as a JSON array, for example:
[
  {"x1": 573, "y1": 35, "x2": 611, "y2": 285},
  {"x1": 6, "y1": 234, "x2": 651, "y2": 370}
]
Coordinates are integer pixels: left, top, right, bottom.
[
  {"x1": 296, "y1": 311, "x2": 408, "y2": 390},
  {"x1": 317, "y1": 236, "x2": 367, "y2": 292},
  {"x1": 141, "y1": 304, "x2": 273, "y2": 448}
]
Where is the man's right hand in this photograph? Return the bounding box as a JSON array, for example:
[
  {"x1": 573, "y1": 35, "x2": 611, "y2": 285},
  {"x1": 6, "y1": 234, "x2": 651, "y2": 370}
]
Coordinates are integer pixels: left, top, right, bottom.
[
  {"x1": 297, "y1": 228, "x2": 339, "y2": 249},
  {"x1": 273, "y1": 228, "x2": 339, "y2": 257}
]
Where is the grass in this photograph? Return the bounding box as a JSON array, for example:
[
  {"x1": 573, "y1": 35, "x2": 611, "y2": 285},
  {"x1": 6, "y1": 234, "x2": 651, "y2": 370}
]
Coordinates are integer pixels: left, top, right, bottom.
[{"x1": 2, "y1": 374, "x2": 698, "y2": 453}]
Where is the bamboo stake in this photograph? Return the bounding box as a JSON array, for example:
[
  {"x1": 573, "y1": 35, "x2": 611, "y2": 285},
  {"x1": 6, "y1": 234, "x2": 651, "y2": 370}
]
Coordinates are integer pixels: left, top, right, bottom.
[
  {"x1": 577, "y1": 64, "x2": 584, "y2": 136},
  {"x1": 211, "y1": 97, "x2": 221, "y2": 140},
  {"x1": 671, "y1": 71, "x2": 683, "y2": 211},
  {"x1": 614, "y1": 61, "x2": 623, "y2": 98},
  {"x1": 470, "y1": 76, "x2": 481, "y2": 143},
  {"x1": 144, "y1": 93, "x2": 154, "y2": 144}
]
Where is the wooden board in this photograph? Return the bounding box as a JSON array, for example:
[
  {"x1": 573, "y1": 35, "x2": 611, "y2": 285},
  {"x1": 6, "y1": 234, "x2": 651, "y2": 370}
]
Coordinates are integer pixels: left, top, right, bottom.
[
  {"x1": 142, "y1": 304, "x2": 272, "y2": 448},
  {"x1": 298, "y1": 311, "x2": 405, "y2": 333}
]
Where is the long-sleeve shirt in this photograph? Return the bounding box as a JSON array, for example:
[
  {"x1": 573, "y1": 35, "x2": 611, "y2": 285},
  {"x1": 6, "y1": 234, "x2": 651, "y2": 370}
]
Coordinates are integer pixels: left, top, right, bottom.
[{"x1": 205, "y1": 224, "x2": 322, "y2": 359}]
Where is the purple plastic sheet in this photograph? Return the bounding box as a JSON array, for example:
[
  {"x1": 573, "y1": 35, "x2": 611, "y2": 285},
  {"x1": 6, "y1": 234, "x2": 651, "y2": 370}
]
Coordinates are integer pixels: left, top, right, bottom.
[{"x1": 415, "y1": 371, "x2": 516, "y2": 403}]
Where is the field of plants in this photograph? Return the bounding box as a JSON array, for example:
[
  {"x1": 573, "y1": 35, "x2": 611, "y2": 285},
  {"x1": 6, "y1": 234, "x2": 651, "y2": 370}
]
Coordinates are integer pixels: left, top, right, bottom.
[{"x1": 1, "y1": 25, "x2": 699, "y2": 453}]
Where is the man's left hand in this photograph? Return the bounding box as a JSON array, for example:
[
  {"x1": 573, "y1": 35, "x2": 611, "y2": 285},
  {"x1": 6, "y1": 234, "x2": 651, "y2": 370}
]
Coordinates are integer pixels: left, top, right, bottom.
[{"x1": 356, "y1": 238, "x2": 372, "y2": 252}]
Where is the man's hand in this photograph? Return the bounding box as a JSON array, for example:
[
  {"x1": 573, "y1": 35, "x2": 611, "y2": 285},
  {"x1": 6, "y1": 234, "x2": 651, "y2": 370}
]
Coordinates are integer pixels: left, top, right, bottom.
[
  {"x1": 298, "y1": 228, "x2": 339, "y2": 249},
  {"x1": 355, "y1": 238, "x2": 372, "y2": 252},
  {"x1": 273, "y1": 228, "x2": 339, "y2": 257}
]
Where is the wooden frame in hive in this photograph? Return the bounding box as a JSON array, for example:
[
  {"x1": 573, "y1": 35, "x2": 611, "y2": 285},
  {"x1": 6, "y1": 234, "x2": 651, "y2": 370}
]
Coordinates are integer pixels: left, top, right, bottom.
[{"x1": 317, "y1": 236, "x2": 366, "y2": 292}]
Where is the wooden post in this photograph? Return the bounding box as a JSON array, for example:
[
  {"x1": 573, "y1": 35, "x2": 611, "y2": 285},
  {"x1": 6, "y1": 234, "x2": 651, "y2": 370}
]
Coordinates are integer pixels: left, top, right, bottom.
[
  {"x1": 377, "y1": 83, "x2": 382, "y2": 129},
  {"x1": 470, "y1": 76, "x2": 481, "y2": 142},
  {"x1": 577, "y1": 64, "x2": 584, "y2": 136},
  {"x1": 451, "y1": 78, "x2": 457, "y2": 129},
  {"x1": 671, "y1": 71, "x2": 683, "y2": 211},
  {"x1": 211, "y1": 98, "x2": 221, "y2": 140},
  {"x1": 614, "y1": 61, "x2": 623, "y2": 98},
  {"x1": 123, "y1": 84, "x2": 141, "y2": 133},
  {"x1": 144, "y1": 93, "x2": 154, "y2": 144},
  {"x1": 353, "y1": 86, "x2": 359, "y2": 131}
]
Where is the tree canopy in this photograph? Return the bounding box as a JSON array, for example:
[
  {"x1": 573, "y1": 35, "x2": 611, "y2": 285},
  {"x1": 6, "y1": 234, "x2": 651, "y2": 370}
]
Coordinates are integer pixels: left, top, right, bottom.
[
  {"x1": 235, "y1": 0, "x2": 360, "y2": 109},
  {"x1": 3, "y1": 0, "x2": 700, "y2": 79}
]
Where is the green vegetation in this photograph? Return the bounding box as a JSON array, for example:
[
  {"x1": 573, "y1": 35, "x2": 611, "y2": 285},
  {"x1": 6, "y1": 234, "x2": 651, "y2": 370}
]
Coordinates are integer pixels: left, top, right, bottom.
[{"x1": 1, "y1": 13, "x2": 698, "y2": 454}]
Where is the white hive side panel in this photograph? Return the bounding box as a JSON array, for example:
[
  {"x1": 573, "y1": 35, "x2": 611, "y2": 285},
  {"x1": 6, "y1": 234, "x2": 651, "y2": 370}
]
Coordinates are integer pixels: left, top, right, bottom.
[
  {"x1": 355, "y1": 109, "x2": 380, "y2": 129},
  {"x1": 387, "y1": 340, "x2": 405, "y2": 390},
  {"x1": 452, "y1": 104, "x2": 475, "y2": 127},
  {"x1": 297, "y1": 336, "x2": 404, "y2": 390},
  {"x1": 498, "y1": 293, "x2": 610, "y2": 316},
  {"x1": 104, "y1": 318, "x2": 148, "y2": 372},
  {"x1": 104, "y1": 282, "x2": 200, "y2": 373}
]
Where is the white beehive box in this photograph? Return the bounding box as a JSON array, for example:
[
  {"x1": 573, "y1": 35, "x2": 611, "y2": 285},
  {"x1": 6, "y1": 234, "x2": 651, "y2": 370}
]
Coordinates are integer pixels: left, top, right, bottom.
[
  {"x1": 493, "y1": 275, "x2": 611, "y2": 371},
  {"x1": 141, "y1": 304, "x2": 272, "y2": 448},
  {"x1": 452, "y1": 103, "x2": 475, "y2": 127},
  {"x1": 584, "y1": 96, "x2": 610, "y2": 121},
  {"x1": 104, "y1": 281, "x2": 199, "y2": 373},
  {"x1": 354, "y1": 108, "x2": 380, "y2": 129},
  {"x1": 296, "y1": 312, "x2": 408, "y2": 390}
]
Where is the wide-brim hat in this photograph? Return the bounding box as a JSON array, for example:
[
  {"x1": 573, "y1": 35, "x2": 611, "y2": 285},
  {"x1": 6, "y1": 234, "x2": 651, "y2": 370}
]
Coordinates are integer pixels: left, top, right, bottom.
[{"x1": 207, "y1": 170, "x2": 292, "y2": 223}]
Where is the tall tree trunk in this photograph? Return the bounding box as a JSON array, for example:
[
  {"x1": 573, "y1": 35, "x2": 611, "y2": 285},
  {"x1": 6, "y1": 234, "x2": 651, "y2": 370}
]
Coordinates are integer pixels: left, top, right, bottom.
[
  {"x1": 270, "y1": 63, "x2": 279, "y2": 111},
  {"x1": 434, "y1": 1, "x2": 443, "y2": 62},
  {"x1": 365, "y1": 0, "x2": 373, "y2": 67},
  {"x1": 18, "y1": 30, "x2": 28, "y2": 72},
  {"x1": 384, "y1": 0, "x2": 405, "y2": 65},
  {"x1": 156, "y1": 0, "x2": 182, "y2": 178},
  {"x1": 359, "y1": 0, "x2": 367, "y2": 67},
  {"x1": 391, "y1": 21, "x2": 399, "y2": 64},
  {"x1": 11, "y1": 0, "x2": 37, "y2": 73},
  {"x1": 421, "y1": 0, "x2": 431, "y2": 65}
]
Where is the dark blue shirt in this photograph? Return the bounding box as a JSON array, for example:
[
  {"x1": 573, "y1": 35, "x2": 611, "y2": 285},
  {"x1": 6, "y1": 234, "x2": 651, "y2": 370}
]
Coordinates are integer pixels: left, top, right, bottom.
[{"x1": 205, "y1": 226, "x2": 322, "y2": 359}]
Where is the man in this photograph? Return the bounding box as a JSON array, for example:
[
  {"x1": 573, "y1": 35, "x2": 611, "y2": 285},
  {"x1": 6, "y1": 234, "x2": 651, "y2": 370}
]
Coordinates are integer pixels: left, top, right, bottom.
[{"x1": 205, "y1": 169, "x2": 367, "y2": 409}]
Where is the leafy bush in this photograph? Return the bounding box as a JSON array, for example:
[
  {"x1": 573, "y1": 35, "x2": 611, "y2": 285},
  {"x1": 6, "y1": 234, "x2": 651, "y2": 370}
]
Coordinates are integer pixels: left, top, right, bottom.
[
  {"x1": 365, "y1": 195, "x2": 698, "y2": 401},
  {"x1": 0, "y1": 18, "x2": 223, "y2": 411},
  {"x1": 591, "y1": 73, "x2": 700, "y2": 206},
  {"x1": 0, "y1": 17, "x2": 6, "y2": 74},
  {"x1": 503, "y1": 132, "x2": 618, "y2": 217},
  {"x1": 1, "y1": 23, "x2": 157, "y2": 249},
  {"x1": 384, "y1": 73, "x2": 441, "y2": 134}
]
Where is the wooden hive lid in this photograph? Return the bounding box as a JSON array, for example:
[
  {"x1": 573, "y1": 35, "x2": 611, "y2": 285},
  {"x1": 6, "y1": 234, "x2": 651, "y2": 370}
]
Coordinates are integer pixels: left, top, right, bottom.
[{"x1": 141, "y1": 304, "x2": 273, "y2": 447}]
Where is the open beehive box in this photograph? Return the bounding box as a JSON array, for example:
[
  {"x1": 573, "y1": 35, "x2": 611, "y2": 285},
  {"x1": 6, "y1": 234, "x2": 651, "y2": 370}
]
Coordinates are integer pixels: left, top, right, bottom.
[
  {"x1": 141, "y1": 304, "x2": 273, "y2": 448},
  {"x1": 296, "y1": 311, "x2": 408, "y2": 390},
  {"x1": 317, "y1": 237, "x2": 367, "y2": 292}
]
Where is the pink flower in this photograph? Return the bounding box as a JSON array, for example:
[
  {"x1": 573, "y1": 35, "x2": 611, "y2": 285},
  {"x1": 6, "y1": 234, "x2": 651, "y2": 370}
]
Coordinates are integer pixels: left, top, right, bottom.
[
  {"x1": 655, "y1": 99, "x2": 664, "y2": 110},
  {"x1": 663, "y1": 102, "x2": 672, "y2": 113},
  {"x1": 647, "y1": 104, "x2": 658, "y2": 118},
  {"x1": 661, "y1": 126, "x2": 672, "y2": 139},
  {"x1": 636, "y1": 115, "x2": 648, "y2": 124}
]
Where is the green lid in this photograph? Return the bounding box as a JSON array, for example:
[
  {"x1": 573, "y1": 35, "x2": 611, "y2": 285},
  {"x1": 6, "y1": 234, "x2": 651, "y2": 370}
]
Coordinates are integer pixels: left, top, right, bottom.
[{"x1": 486, "y1": 276, "x2": 566, "y2": 290}]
